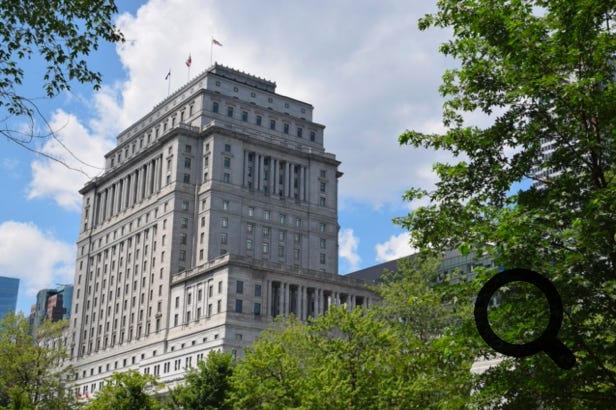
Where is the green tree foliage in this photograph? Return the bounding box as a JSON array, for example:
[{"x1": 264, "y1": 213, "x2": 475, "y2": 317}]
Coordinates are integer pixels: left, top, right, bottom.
[
  {"x1": 397, "y1": 1, "x2": 616, "y2": 407},
  {"x1": 0, "y1": 312, "x2": 74, "y2": 410},
  {"x1": 228, "y1": 257, "x2": 475, "y2": 409},
  {"x1": 0, "y1": 0, "x2": 123, "y2": 159},
  {"x1": 167, "y1": 350, "x2": 234, "y2": 410},
  {"x1": 84, "y1": 370, "x2": 161, "y2": 410},
  {"x1": 0, "y1": 0, "x2": 123, "y2": 116}
]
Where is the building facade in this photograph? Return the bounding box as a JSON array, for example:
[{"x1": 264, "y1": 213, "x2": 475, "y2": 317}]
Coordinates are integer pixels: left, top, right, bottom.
[
  {"x1": 0, "y1": 276, "x2": 19, "y2": 321},
  {"x1": 29, "y1": 285, "x2": 74, "y2": 334},
  {"x1": 70, "y1": 65, "x2": 376, "y2": 395}
]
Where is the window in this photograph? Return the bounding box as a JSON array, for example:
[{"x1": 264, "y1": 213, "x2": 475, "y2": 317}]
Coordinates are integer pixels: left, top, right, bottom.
[
  {"x1": 241, "y1": 111, "x2": 248, "y2": 121},
  {"x1": 185, "y1": 144, "x2": 192, "y2": 153},
  {"x1": 280, "y1": 214, "x2": 286, "y2": 224},
  {"x1": 235, "y1": 299, "x2": 243, "y2": 313},
  {"x1": 224, "y1": 144, "x2": 231, "y2": 152},
  {"x1": 223, "y1": 173, "x2": 230, "y2": 183},
  {"x1": 262, "y1": 227, "x2": 270, "y2": 237},
  {"x1": 279, "y1": 230, "x2": 286, "y2": 241},
  {"x1": 184, "y1": 157, "x2": 191, "y2": 168},
  {"x1": 227, "y1": 106, "x2": 234, "y2": 117},
  {"x1": 220, "y1": 232, "x2": 227, "y2": 244},
  {"x1": 262, "y1": 242, "x2": 269, "y2": 254},
  {"x1": 294, "y1": 248, "x2": 300, "y2": 259},
  {"x1": 246, "y1": 223, "x2": 254, "y2": 233},
  {"x1": 264, "y1": 210, "x2": 270, "y2": 220},
  {"x1": 320, "y1": 223, "x2": 326, "y2": 233},
  {"x1": 319, "y1": 197, "x2": 326, "y2": 206},
  {"x1": 179, "y1": 250, "x2": 186, "y2": 261},
  {"x1": 310, "y1": 131, "x2": 316, "y2": 141},
  {"x1": 256, "y1": 115, "x2": 262, "y2": 126},
  {"x1": 183, "y1": 173, "x2": 190, "y2": 183},
  {"x1": 212, "y1": 102, "x2": 219, "y2": 113},
  {"x1": 180, "y1": 233, "x2": 187, "y2": 245},
  {"x1": 278, "y1": 245, "x2": 285, "y2": 257},
  {"x1": 223, "y1": 200, "x2": 229, "y2": 210},
  {"x1": 248, "y1": 207, "x2": 254, "y2": 217},
  {"x1": 181, "y1": 217, "x2": 188, "y2": 228},
  {"x1": 254, "y1": 303, "x2": 261, "y2": 315},
  {"x1": 294, "y1": 217, "x2": 301, "y2": 227},
  {"x1": 294, "y1": 233, "x2": 301, "y2": 243},
  {"x1": 246, "y1": 239, "x2": 253, "y2": 250},
  {"x1": 320, "y1": 182, "x2": 326, "y2": 193},
  {"x1": 255, "y1": 284, "x2": 261, "y2": 297},
  {"x1": 283, "y1": 123, "x2": 289, "y2": 134},
  {"x1": 320, "y1": 238, "x2": 326, "y2": 249},
  {"x1": 297, "y1": 127, "x2": 303, "y2": 138},
  {"x1": 221, "y1": 217, "x2": 228, "y2": 228},
  {"x1": 270, "y1": 119, "x2": 276, "y2": 130},
  {"x1": 181, "y1": 200, "x2": 189, "y2": 211},
  {"x1": 224, "y1": 157, "x2": 231, "y2": 168},
  {"x1": 320, "y1": 169, "x2": 326, "y2": 178},
  {"x1": 236, "y1": 281, "x2": 243, "y2": 294},
  {"x1": 320, "y1": 253, "x2": 326, "y2": 264}
]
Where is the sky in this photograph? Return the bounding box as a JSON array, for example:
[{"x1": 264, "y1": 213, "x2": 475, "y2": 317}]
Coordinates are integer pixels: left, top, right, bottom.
[{"x1": 0, "y1": 0, "x2": 459, "y2": 315}]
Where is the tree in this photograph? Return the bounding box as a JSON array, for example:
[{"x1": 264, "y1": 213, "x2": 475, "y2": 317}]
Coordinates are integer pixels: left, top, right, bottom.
[
  {"x1": 167, "y1": 351, "x2": 234, "y2": 410},
  {"x1": 397, "y1": 1, "x2": 616, "y2": 407},
  {"x1": 227, "y1": 317, "x2": 311, "y2": 409},
  {"x1": 0, "y1": 312, "x2": 75, "y2": 409},
  {"x1": 228, "y1": 257, "x2": 475, "y2": 409},
  {"x1": 84, "y1": 370, "x2": 161, "y2": 410},
  {"x1": 0, "y1": 0, "x2": 123, "y2": 159}
]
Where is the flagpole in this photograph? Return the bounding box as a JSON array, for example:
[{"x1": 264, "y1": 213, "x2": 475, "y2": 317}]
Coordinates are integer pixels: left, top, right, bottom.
[{"x1": 167, "y1": 69, "x2": 171, "y2": 96}]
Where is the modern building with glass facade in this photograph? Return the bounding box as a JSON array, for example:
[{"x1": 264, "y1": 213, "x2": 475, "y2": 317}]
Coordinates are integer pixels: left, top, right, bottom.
[{"x1": 0, "y1": 276, "x2": 19, "y2": 321}]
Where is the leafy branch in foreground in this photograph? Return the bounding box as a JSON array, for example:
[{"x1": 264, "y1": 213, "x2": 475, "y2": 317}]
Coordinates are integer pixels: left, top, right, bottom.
[{"x1": 397, "y1": 1, "x2": 616, "y2": 408}]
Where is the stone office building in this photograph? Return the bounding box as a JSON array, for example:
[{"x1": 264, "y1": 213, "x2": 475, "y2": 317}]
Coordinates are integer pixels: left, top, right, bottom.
[{"x1": 70, "y1": 64, "x2": 376, "y2": 395}]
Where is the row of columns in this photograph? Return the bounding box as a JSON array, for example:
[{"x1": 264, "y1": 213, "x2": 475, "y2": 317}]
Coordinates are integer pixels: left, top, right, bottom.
[
  {"x1": 243, "y1": 151, "x2": 307, "y2": 200},
  {"x1": 94, "y1": 155, "x2": 163, "y2": 227},
  {"x1": 265, "y1": 280, "x2": 365, "y2": 321}
]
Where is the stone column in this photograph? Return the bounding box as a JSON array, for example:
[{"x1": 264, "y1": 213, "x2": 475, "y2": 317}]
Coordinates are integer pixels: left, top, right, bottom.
[
  {"x1": 300, "y1": 166, "x2": 306, "y2": 201},
  {"x1": 273, "y1": 159, "x2": 279, "y2": 196},
  {"x1": 284, "y1": 163, "x2": 291, "y2": 197},
  {"x1": 300, "y1": 286, "x2": 306, "y2": 321}
]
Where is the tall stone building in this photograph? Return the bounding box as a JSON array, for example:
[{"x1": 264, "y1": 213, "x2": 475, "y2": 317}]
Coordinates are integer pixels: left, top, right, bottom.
[{"x1": 70, "y1": 65, "x2": 375, "y2": 395}]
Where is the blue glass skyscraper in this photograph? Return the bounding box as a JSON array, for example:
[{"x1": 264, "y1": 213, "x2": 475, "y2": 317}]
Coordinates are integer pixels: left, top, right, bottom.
[{"x1": 0, "y1": 276, "x2": 19, "y2": 321}]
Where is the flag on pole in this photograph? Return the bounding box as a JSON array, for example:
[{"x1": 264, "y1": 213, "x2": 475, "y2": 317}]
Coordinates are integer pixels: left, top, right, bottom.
[
  {"x1": 185, "y1": 54, "x2": 192, "y2": 68},
  {"x1": 164, "y1": 70, "x2": 171, "y2": 80},
  {"x1": 212, "y1": 38, "x2": 223, "y2": 47}
]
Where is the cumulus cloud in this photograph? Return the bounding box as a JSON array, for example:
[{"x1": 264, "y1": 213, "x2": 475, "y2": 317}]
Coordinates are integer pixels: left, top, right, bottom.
[
  {"x1": 27, "y1": 1, "x2": 455, "y2": 212},
  {"x1": 111, "y1": 0, "x2": 454, "y2": 209},
  {"x1": 0, "y1": 221, "x2": 75, "y2": 303},
  {"x1": 339, "y1": 228, "x2": 361, "y2": 272},
  {"x1": 375, "y1": 232, "x2": 416, "y2": 262},
  {"x1": 27, "y1": 109, "x2": 115, "y2": 211}
]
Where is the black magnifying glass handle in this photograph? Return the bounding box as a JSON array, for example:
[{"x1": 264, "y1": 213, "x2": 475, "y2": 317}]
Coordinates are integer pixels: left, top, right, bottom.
[{"x1": 544, "y1": 338, "x2": 576, "y2": 370}]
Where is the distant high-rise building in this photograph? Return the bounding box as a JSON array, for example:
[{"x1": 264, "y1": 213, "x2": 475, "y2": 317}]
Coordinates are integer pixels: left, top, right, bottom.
[
  {"x1": 0, "y1": 276, "x2": 19, "y2": 321},
  {"x1": 29, "y1": 285, "x2": 74, "y2": 333},
  {"x1": 70, "y1": 64, "x2": 376, "y2": 396}
]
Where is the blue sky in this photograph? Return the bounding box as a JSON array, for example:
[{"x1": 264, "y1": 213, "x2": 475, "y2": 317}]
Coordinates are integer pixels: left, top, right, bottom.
[{"x1": 0, "y1": 0, "x2": 460, "y2": 314}]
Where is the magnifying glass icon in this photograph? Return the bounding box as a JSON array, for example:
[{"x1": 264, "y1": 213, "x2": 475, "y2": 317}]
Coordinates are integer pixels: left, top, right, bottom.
[{"x1": 474, "y1": 268, "x2": 575, "y2": 370}]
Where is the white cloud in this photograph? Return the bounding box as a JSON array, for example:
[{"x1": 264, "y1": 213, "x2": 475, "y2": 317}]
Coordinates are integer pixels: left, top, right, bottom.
[
  {"x1": 375, "y1": 232, "x2": 416, "y2": 262},
  {"x1": 27, "y1": 1, "x2": 456, "y2": 212},
  {"x1": 339, "y1": 228, "x2": 361, "y2": 272},
  {"x1": 27, "y1": 109, "x2": 114, "y2": 211},
  {"x1": 0, "y1": 221, "x2": 75, "y2": 301}
]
